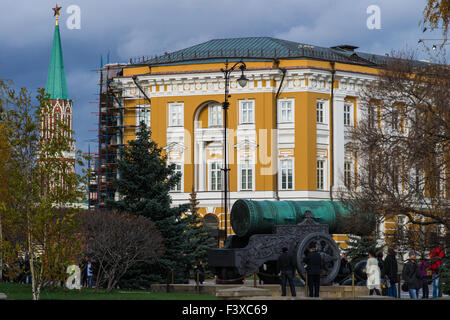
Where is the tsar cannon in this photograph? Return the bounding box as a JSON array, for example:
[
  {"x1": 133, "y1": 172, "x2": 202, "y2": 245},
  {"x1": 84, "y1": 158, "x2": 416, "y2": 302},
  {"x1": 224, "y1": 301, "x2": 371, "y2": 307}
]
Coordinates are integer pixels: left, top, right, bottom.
[{"x1": 207, "y1": 200, "x2": 351, "y2": 285}]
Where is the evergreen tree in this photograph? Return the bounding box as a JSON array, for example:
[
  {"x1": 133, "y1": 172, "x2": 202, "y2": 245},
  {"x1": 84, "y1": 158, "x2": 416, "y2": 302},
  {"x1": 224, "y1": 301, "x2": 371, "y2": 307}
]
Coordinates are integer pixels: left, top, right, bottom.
[
  {"x1": 343, "y1": 235, "x2": 383, "y2": 267},
  {"x1": 439, "y1": 251, "x2": 450, "y2": 295},
  {"x1": 183, "y1": 187, "x2": 216, "y2": 278},
  {"x1": 108, "y1": 121, "x2": 189, "y2": 286}
]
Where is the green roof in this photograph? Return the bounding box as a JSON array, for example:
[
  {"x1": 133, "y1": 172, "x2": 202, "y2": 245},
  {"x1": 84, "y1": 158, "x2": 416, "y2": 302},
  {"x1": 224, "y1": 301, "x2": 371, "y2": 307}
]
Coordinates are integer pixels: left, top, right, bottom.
[
  {"x1": 141, "y1": 37, "x2": 390, "y2": 67},
  {"x1": 46, "y1": 25, "x2": 68, "y2": 100}
]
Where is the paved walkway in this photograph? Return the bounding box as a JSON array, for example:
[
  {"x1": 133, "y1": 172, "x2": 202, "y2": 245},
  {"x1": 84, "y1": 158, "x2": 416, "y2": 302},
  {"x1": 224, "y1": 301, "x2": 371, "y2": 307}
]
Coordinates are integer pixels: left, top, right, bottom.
[{"x1": 197, "y1": 279, "x2": 447, "y2": 300}]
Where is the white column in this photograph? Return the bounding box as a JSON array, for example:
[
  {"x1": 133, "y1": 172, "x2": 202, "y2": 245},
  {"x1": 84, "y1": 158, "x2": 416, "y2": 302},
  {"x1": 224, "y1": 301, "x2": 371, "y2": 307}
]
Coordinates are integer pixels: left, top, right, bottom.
[
  {"x1": 333, "y1": 94, "x2": 346, "y2": 193},
  {"x1": 198, "y1": 141, "x2": 206, "y2": 191}
]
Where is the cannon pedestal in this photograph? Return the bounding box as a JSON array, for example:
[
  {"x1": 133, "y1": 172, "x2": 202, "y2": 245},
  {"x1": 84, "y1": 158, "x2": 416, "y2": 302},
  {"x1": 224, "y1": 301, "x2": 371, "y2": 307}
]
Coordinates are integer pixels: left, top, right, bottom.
[{"x1": 208, "y1": 212, "x2": 341, "y2": 285}]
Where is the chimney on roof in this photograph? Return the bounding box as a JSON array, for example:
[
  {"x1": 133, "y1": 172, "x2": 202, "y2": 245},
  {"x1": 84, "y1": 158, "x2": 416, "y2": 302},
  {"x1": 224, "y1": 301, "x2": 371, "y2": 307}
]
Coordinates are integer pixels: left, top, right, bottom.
[{"x1": 330, "y1": 45, "x2": 359, "y2": 52}]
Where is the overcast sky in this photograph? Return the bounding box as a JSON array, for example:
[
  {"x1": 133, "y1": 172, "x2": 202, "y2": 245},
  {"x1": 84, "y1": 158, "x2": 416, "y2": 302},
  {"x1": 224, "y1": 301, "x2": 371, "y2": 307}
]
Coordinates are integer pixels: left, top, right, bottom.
[{"x1": 0, "y1": 0, "x2": 444, "y2": 173}]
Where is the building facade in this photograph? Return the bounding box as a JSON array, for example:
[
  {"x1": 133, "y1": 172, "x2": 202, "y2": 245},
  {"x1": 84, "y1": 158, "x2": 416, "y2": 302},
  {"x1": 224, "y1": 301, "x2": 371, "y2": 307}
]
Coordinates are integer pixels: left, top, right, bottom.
[{"x1": 94, "y1": 37, "x2": 395, "y2": 246}]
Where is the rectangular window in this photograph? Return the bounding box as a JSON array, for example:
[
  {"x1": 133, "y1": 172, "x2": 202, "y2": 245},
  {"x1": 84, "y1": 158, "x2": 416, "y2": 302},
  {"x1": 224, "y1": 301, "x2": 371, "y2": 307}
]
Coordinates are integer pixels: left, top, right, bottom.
[
  {"x1": 344, "y1": 162, "x2": 352, "y2": 188},
  {"x1": 317, "y1": 101, "x2": 324, "y2": 123},
  {"x1": 209, "y1": 104, "x2": 223, "y2": 127},
  {"x1": 368, "y1": 105, "x2": 376, "y2": 128},
  {"x1": 240, "y1": 160, "x2": 253, "y2": 190},
  {"x1": 210, "y1": 162, "x2": 222, "y2": 191},
  {"x1": 317, "y1": 160, "x2": 324, "y2": 190},
  {"x1": 171, "y1": 163, "x2": 182, "y2": 191},
  {"x1": 169, "y1": 103, "x2": 183, "y2": 127},
  {"x1": 344, "y1": 103, "x2": 351, "y2": 126},
  {"x1": 240, "y1": 101, "x2": 254, "y2": 124},
  {"x1": 280, "y1": 159, "x2": 293, "y2": 190},
  {"x1": 279, "y1": 100, "x2": 293, "y2": 122},
  {"x1": 391, "y1": 108, "x2": 399, "y2": 131},
  {"x1": 137, "y1": 105, "x2": 151, "y2": 128}
]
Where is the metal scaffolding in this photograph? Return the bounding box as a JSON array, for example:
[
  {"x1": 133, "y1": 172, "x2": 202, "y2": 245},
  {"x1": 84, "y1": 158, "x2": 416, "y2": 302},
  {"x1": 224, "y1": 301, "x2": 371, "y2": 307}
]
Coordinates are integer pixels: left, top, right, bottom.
[{"x1": 88, "y1": 60, "x2": 151, "y2": 210}]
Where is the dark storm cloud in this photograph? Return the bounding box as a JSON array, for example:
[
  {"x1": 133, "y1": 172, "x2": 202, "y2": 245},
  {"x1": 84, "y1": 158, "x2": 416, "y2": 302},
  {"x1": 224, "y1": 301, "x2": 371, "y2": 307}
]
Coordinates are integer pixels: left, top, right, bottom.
[{"x1": 0, "y1": 0, "x2": 440, "y2": 174}]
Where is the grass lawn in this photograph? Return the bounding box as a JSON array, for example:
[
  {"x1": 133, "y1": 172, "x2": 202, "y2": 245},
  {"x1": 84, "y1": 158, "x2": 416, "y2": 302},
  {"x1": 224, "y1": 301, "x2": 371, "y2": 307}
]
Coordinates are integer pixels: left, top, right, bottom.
[{"x1": 0, "y1": 282, "x2": 217, "y2": 300}]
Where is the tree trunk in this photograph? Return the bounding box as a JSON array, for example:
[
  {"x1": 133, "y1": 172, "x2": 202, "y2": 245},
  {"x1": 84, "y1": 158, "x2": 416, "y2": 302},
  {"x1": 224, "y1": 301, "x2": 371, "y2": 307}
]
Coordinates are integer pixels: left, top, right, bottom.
[
  {"x1": 0, "y1": 215, "x2": 3, "y2": 281},
  {"x1": 27, "y1": 211, "x2": 40, "y2": 301}
]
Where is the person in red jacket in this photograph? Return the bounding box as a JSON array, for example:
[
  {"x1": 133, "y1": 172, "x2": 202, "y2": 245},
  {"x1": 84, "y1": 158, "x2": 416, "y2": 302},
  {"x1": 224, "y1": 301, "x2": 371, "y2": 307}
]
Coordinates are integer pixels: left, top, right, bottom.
[{"x1": 430, "y1": 246, "x2": 444, "y2": 298}]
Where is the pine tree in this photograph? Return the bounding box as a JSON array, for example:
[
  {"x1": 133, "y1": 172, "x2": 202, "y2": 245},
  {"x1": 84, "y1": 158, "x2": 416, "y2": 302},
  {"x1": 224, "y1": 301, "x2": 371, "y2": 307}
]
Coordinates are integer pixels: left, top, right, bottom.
[
  {"x1": 184, "y1": 187, "x2": 216, "y2": 278},
  {"x1": 108, "y1": 121, "x2": 189, "y2": 286},
  {"x1": 439, "y1": 252, "x2": 450, "y2": 295},
  {"x1": 343, "y1": 235, "x2": 383, "y2": 267}
]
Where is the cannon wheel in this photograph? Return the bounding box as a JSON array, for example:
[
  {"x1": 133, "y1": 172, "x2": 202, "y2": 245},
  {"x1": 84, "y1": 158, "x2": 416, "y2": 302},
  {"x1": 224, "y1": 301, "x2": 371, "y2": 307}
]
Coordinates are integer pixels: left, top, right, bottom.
[{"x1": 295, "y1": 232, "x2": 341, "y2": 285}]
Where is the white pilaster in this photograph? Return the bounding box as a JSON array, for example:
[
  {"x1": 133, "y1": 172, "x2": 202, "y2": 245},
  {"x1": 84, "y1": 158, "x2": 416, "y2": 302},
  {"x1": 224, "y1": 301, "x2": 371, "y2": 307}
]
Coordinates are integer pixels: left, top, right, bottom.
[{"x1": 333, "y1": 94, "x2": 346, "y2": 192}]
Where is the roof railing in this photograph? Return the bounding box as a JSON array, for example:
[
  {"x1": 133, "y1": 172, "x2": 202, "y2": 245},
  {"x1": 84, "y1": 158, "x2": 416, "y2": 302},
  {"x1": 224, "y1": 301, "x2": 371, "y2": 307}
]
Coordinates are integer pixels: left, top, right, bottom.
[{"x1": 128, "y1": 47, "x2": 383, "y2": 67}]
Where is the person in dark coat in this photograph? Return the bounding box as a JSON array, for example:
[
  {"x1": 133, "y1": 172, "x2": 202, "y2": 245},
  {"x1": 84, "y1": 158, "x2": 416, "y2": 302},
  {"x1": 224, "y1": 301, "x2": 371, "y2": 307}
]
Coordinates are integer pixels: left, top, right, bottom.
[
  {"x1": 304, "y1": 242, "x2": 322, "y2": 297},
  {"x1": 384, "y1": 248, "x2": 398, "y2": 298},
  {"x1": 336, "y1": 252, "x2": 352, "y2": 284},
  {"x1": 80, "y1": 256, "x2": 87, "y2": 288},
  {"x1": 402, "y1": 250, "x2": 422, "y2": 299},
  {"x1": 182, "y1": 253, "x2": 192, "y2": 284},
  {"x1": 194, "y1": 260, "x2": 205, "y2": 284},
  {"x1": 277, "y1": 247, "x2": 296, "y2": 297},
  {"x1": 377, "y1": 251, "x2": 385, "y2": 277}
]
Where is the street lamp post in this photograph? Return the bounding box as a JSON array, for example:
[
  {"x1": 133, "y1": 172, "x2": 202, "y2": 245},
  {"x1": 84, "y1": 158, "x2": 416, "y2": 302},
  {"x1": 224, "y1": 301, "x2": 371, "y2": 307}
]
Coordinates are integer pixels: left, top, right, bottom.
[{"x1": 221, "y1": 59, "x2": 248, "y2": 242}]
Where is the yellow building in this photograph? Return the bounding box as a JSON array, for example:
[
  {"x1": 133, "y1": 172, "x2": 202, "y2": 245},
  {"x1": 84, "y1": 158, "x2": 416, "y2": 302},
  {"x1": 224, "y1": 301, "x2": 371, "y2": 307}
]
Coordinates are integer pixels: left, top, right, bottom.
[{"x1": 94, "y1": 37, "x2": 393, "y2": 246}]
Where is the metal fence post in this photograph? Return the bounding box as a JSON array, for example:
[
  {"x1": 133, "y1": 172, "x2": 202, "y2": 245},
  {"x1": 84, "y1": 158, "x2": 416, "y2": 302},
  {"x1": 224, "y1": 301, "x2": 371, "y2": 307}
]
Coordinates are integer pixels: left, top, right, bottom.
[
  {"x1": 196, "y1": 270, "x2": 199, "y2": 294},
  {"x1": 305, "y1": 273, "x2": 308, "y2": 297},
  {"x1": 352, "y1": 273, "x2": 355, "y2": 299}
]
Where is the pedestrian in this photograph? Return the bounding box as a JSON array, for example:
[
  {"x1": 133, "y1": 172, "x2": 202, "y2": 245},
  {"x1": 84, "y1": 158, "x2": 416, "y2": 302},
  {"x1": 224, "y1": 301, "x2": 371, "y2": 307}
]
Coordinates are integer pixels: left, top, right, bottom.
[
  {"x1": 304, "y1": 242, "x2": 322, "y2": 298},
  {"x1": 366, "y1": 250, "x2": 381, "y2": 296},
  {"x1": 383, "y1": 248, "x2": 398, "y2": 298},
  {"x1": 182, "y1": 253, "x2": 191, "y2": 284},
  {"x1": 336, "y1": 252, "x2": 352, "y2": 284},
  {"x1": 80, "y1": 256, "x2": 87, "y2": 287},
  {"x1": 376, "y1": 251, "x2": 387, "y2": 295},
  {"x1": 430, "y1": 245, "x2": 444, "y2": 298},
  {"x1": 402, "y1": 250, "x2": 422, "y2": 299},
  {"x1": 86, "y1": 259, "x2": 94, "y2": 288},
  {"x1": 277, "y1": 247, "x2": 297, "y2": 297},
  {"x1": 194, "y1": 260, "x2": 205, "y2": 284},
  {"x1": 420, "y1": 258, "x2": 432, "y2": 299}
]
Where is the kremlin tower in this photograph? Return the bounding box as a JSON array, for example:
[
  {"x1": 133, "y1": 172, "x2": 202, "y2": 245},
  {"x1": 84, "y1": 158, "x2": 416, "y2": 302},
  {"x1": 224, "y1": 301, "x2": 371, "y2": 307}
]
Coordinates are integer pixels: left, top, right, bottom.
[{"x1": 43, "y1": 4, "x2": 75, "y2": 167}]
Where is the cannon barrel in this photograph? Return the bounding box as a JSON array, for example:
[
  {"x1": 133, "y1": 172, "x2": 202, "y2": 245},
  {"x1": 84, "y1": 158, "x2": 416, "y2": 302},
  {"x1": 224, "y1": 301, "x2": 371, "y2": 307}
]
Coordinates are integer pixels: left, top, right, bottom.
[{"x1": 230, "y1": 200, "x2": 350, "y2": 237}]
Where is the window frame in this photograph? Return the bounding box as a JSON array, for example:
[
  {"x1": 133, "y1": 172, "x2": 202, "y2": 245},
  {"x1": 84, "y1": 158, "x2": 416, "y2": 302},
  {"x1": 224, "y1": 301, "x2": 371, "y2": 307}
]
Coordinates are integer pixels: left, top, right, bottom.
[
  {"x1": 278, "y1": 99, "x2": 294, "y2": 123},
  {"x1": 209, "y1": 161, "x2": 223, "y2": 191},
  {"x1": 208, "y1": 103, "x2": 223, "y2": 127},
  {"x1": 316, "y1": 101, "x2": 325, "y2": 124},
  {"x1": 317, "y1": 159, "x2": 325, "y2": 190},
  {"x1": 239, "y1": 159, "x2": 254, "y2": 191},
  {"x1": 168, "y1": 103, "x2": 184, "y2": 127},
  {"x1": 169, "y1": 162, "x2": 183, "y2": 192},
  {"x1": 239, "y1": 100, "x2": 255, "y2": 125},
  {"x1": 344, "y1": 102, "x2": 352, "y2": 127},
  {"x1": 136, "y1": 104, "x2": 151, "y2": 128},
  {"x1": 280, "y1": 158, "x2": 294, "y2": 190},
  {"x1": 344, "y1": 161, "x2": 352, "y2": 189}
]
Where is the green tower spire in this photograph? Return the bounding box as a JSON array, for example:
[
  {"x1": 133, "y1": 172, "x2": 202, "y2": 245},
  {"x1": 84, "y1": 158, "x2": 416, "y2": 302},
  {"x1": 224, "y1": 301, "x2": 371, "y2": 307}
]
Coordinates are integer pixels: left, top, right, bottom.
[{"x1": 46, "y1": 15, "x2": 68, "y2": 100}]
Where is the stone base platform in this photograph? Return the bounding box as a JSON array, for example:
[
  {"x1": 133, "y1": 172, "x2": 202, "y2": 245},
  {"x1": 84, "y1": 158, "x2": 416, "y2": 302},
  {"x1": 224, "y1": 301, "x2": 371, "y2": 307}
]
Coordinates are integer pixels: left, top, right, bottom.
[{"x1": 151, "y1": 283, "x2": 370, "y2": 299}]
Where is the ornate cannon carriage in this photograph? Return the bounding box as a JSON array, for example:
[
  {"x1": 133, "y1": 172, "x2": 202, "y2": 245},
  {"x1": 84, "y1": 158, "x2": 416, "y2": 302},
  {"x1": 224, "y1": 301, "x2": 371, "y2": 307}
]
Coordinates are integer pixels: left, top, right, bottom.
[{"x1": 207, "y1": 199, "x2": 351, "y2": 285}]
